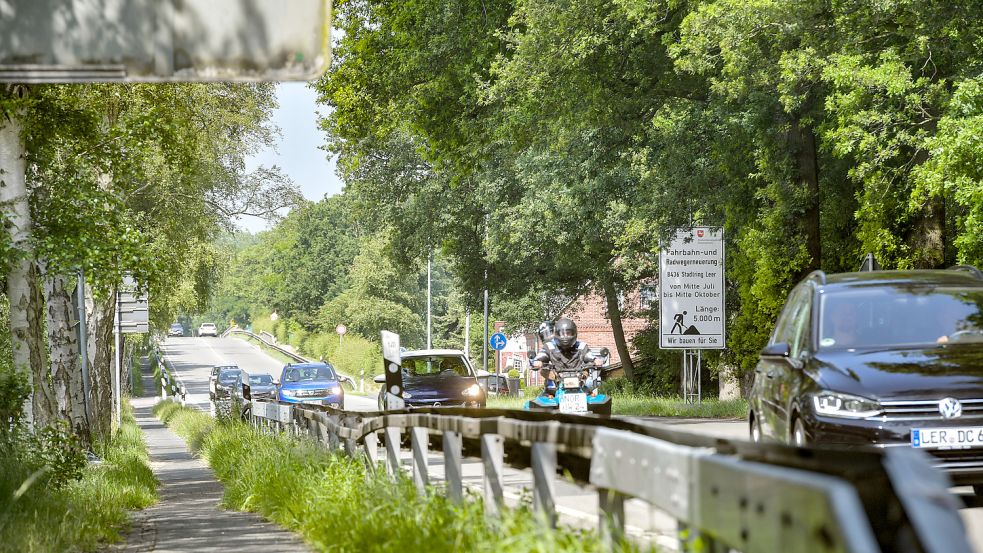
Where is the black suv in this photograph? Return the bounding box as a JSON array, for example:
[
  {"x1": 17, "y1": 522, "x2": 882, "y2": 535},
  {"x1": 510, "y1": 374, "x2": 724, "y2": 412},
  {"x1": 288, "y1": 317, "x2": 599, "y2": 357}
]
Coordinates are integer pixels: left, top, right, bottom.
[{"x1": 749, "y1": 266, "x2": 983, "y2": 491}]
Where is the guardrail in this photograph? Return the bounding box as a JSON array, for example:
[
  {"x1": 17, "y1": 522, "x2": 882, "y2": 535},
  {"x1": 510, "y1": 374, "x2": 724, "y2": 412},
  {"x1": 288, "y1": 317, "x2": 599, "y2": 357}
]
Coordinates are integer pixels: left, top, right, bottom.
[
  {"x1": 153, "y1": 346, "x2": 187, "y2": 404},
  {"x1": 223, "y1": 327, "x2": 356, "y2": 388},
  {"x1": 246, "y1": 400, "x2": 971, "y2": 553}
]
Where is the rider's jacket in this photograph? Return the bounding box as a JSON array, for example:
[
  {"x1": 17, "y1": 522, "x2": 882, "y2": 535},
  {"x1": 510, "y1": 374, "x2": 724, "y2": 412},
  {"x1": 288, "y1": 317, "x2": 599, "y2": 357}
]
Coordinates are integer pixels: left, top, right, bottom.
[{"x1": 534, "y1": 340, "x2": 596, "y2": 377}]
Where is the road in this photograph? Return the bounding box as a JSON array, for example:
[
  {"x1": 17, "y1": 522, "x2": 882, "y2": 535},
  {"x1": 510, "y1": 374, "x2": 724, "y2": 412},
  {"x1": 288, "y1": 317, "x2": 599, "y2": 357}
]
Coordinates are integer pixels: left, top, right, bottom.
[
  {"x1": 161, "y1": 336, "x2": 983, "y2": 550},
  {"x1": 160, "y1": 336, "x2": 377, "y2": 411}
]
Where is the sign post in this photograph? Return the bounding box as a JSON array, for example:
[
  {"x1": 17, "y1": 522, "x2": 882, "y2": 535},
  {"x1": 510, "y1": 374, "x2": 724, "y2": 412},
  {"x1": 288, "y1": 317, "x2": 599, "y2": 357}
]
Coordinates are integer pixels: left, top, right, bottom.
[
  {"x1": 659, "y1": 227, "x2": 725, "y2": 403},
  {"x1": 489, "y1": 332, "x2": 507, "y2": 394},
  {"x1": 114, "y1": 274, "x2": 148, "y2": 428},
  {"x1": 336, "y1": 323, "x2": 347, "y2": 352},
  {"x1": 381, "y1": 331, "x2": 404, "y2": 410}
]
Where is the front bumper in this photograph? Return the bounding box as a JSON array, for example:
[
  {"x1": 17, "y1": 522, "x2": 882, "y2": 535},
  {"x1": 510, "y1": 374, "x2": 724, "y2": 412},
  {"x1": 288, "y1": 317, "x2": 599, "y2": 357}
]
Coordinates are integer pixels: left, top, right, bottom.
[
  {"x1": 278, "y1": 393, "x2": 344, "y2": 409},
  {"x1": 801, "y1": 407, "x2": 983, "y2": 485}
]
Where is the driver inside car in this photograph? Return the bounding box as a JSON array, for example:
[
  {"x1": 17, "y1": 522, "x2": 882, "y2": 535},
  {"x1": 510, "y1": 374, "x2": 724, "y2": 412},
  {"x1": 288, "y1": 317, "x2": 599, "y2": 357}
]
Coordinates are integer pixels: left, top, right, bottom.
[{"x1": 532, "y1": 318, "x2": 603, "y2": 395}]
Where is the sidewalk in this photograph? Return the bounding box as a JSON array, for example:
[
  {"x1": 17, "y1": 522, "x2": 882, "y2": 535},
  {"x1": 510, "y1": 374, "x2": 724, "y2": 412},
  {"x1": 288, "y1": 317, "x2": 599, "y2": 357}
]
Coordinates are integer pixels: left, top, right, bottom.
[{"x1": 117, "y1": 362, "x2": 309, "y2": 552}]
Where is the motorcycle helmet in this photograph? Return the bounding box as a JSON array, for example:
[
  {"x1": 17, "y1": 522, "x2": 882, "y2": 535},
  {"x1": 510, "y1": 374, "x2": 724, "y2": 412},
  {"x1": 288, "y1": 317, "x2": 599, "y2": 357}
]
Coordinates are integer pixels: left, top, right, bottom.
[
  {"x1": 554, "y1": 318, "x2": 577, "y2": 349},
  {"x1": 538, "y1": 321, "x2": 555, "y2": 344}
]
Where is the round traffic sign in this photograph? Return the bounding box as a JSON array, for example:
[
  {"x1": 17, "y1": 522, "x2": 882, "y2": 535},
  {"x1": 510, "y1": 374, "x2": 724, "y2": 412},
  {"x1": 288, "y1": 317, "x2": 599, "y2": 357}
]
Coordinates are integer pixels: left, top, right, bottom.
[
  {"x1": 489, "y1": 332, "x2": 507, "y2": 351},
  {"x1": 336, "y1": 324, "x2": 347, "y2": 335}
]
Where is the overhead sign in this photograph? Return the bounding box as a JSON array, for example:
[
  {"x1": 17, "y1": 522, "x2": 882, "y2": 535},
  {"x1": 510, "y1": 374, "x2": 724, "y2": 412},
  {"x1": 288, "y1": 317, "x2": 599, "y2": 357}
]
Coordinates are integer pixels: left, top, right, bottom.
[
  {"x1": 0, "y1": 0, "x2": 330, "y2": 83},
  {"x1": 659, "y1": 228, "x2": 725, "y2": 349},
  {"x1": 489, "y1": 332, "x2": 507, "y2": 351}
]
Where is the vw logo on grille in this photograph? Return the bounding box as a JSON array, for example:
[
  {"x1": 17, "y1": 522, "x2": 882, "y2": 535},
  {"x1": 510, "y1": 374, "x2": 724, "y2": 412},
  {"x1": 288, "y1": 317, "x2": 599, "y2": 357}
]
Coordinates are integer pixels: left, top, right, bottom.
[{"x1": 939, "y1": 397, "x2": 963, "y2": 419}]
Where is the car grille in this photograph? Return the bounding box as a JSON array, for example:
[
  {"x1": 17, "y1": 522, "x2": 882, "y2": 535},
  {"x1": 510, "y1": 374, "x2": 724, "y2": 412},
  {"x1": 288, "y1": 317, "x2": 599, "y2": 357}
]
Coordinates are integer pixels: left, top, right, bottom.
[
  {"x1": 294, "y1": 389, "x2": 329, "y2": 398},
  {"x1": 878, "y1": 398, "x2": 983, "y2": 421}
]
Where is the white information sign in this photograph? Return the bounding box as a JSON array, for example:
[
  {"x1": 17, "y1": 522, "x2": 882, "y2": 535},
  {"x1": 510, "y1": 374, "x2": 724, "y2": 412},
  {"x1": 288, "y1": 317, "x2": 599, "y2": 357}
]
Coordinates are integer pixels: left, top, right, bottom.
[{"x1": 660, "y1": 228, "x2": 725, "y2": 349}]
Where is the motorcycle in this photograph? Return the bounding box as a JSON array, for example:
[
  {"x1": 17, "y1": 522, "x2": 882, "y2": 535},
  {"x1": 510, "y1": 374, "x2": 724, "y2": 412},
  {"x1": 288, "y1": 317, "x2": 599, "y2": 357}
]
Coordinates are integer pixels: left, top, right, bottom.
[{"x1": 524, "y1": 347, "x2": 612, "y2": 416}]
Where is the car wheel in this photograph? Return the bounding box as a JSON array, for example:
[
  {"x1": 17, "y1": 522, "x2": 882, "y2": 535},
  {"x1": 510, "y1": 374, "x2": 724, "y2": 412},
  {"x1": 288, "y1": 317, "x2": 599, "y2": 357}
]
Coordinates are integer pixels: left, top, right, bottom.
[
  {"x1": 750, "y1": 415, "x2": 762, "y2": 443},
  {"x1": 792, "y1": 418, "x2": 808, "y2": 447}
]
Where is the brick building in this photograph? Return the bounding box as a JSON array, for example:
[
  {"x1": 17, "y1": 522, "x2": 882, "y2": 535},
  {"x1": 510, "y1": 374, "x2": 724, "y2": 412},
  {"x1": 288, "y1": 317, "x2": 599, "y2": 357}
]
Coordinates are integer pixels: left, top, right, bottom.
[{"x1": 558, "y1": 282, "x2": 657, "y2": 366}]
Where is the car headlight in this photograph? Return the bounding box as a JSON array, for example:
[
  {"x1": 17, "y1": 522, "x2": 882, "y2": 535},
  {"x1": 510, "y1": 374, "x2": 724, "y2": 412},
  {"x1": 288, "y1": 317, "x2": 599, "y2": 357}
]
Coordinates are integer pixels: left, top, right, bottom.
[
  {"x1": 812, "y1": 391, "x2": 881, "y2": 418},
  {"x1": 329, "y1": 385, "x2": 342, "y2": 395},
  {"x1": 281, "y1": 389, "x2": 295, "y2": 397},
  {"x1": 462, "y1": 384, "x2": 482, "y2": 397}
]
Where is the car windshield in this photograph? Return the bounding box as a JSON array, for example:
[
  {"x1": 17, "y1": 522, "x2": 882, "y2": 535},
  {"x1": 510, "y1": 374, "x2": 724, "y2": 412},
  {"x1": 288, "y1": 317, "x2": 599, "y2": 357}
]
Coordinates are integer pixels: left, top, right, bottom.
[
  {"x1": 170, "y1": 324, "x2": 182, "y2": 329},
  {"x1": 249, "y1": 375, "x2": 273, "y2": 385},
  {"x1": 402, "y1": 356, "x2": 470, "y2": 377},
  {"x1": 283, "y1": 365, "x2": 336, "y2": 383},
  {"x1": 218, "y1": 369, "x2": 241, "y2": 383},
  {"x1": 819, "y1": 287, "x2": 983, "y2": 349}
]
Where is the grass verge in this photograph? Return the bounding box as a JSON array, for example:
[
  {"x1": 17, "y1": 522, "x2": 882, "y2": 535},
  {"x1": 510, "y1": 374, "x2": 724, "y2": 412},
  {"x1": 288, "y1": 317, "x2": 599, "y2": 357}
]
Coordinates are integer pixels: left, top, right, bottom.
[
  {"x1": 154, "y1": 400, "x2": 639, "y2": 552},
  {"x1": 0, "y1": 401, "x2": 158, "y2": 552},
  {"x1": 488, "y1": 393, "x2": 747, "y2": 418}
]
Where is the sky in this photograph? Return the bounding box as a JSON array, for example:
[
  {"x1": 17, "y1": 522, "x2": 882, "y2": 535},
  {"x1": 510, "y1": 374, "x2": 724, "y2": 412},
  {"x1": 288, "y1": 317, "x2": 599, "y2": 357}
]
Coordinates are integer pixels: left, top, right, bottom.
[{"x1": 238, "y1": 82, "x2": 345, "y2": 233}]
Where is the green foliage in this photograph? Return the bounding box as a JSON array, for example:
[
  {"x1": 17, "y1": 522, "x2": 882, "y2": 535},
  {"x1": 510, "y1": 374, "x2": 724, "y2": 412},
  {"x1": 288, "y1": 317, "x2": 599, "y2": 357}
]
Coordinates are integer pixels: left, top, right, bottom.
[
  {"x1": 0, "y1": 402, "x2": 156, "y2": 552},
  {"x1": 154, "y1": 400, "x2": 637, "y2": 553}
]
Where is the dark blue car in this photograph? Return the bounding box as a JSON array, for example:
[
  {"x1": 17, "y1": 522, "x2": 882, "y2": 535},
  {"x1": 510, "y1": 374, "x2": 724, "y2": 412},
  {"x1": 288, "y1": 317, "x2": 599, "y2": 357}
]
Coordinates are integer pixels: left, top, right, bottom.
[{"x1": 277, "y1": 362, "x2": 344, "y2": 409}]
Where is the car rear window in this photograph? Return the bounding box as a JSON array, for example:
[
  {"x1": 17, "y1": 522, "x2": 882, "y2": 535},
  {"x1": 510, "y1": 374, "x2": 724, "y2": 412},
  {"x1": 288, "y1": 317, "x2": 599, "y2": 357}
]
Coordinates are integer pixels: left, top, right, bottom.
[
  {"x1": 820, "y1": 287, "x2": 983, "y2": 349},
  {"x1": 402, "y1": 356, "x2": 470, "y2": 377},
  {"x1": 249, "y1": 375, "x2": 273, "y2": 385},
  {"x1": 283, "y1": 365, "x2": 336, "y2": 382}
]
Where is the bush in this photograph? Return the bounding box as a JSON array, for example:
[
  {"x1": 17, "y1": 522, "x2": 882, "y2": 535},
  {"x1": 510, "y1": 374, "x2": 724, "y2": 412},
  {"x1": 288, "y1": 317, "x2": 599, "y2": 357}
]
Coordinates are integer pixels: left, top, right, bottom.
[{"x1": 507, "y1": 368, "x2": 520, "y2": 379}]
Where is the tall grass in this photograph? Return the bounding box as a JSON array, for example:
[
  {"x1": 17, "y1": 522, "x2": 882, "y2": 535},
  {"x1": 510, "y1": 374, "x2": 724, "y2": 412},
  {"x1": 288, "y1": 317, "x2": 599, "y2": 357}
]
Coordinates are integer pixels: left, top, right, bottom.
[
  {"x1": 487, "y1": 393, "x2": 747, "y2": 418},
  {"x1": 0, "y1": 402, "x2": 157, "y2": 552},
  {"x1": 154, "y1": 400, "x2": 639, "y2": 552}
]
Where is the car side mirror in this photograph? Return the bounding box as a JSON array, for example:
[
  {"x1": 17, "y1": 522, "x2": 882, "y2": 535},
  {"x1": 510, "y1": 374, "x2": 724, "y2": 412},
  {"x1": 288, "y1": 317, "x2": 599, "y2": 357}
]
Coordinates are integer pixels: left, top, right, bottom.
[
  {"x1": 272, "y1": 378, "x2": 280, "y2": 387},
  {"x1": 760, "y1": 342, "x2": 791, "y2": 359},
  {"x1": 373, "y1": 374, "x2": 386, "y2": 384},
  {"x1": 760, "y1": 342, "x2": 803, "y2": 369}
]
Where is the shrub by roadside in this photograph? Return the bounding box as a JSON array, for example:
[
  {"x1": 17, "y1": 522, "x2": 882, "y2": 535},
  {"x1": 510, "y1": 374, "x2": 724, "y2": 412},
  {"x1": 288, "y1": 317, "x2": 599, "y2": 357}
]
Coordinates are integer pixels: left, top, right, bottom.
[
  {"x1": 154, "y1": 400, "x2": 639, "y2": 553},
  {"x1": 0, "y1": 402, "x2": 157, "y2": 552}
]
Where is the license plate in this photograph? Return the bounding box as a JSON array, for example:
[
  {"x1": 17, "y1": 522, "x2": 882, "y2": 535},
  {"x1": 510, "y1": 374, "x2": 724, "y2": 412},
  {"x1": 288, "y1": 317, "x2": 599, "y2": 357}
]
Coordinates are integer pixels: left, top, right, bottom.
[
  {"x1": 911, "y1": 426, "x2": 983, "y2": 449},
  {"x1": 562, "y1": 376, "x2": 581, "y2": 388},
  {"x1": 559, "y1": 393, "x2": 588, "y2": 414}
]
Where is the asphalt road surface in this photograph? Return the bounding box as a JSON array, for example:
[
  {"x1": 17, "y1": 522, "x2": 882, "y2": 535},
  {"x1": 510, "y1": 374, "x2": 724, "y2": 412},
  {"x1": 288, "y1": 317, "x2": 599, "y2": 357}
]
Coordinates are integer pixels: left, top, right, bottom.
[
  {"x1": 159, "y1": 336, "x2": 377, "y2": 411},
  {"x1": 159, "y1": 336, "x2": 983, "y2": 550}
]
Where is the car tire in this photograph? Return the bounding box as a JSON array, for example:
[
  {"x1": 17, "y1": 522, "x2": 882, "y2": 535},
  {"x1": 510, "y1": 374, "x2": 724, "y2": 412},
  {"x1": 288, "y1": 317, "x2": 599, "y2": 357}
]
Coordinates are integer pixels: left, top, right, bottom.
[
  {"x1": 792, "y1": 418, "x2": 808, "y2": 447},
  {"x1": 750, "y1": 415, "x2": 762, "y2": 443}
]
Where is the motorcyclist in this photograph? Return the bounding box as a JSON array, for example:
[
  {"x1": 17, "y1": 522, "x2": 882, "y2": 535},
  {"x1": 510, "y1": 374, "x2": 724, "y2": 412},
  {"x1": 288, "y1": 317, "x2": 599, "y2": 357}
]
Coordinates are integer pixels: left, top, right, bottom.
[{"x1": 532, "y1": 318, "x2": 603, "y2": 391}]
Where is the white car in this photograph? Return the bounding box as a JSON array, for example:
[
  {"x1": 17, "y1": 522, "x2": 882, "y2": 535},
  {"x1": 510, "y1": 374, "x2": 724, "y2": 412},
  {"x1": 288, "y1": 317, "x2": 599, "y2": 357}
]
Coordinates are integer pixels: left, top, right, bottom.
[{"x1": 198, "y1": 323, "x2": 218, "y2": 337}]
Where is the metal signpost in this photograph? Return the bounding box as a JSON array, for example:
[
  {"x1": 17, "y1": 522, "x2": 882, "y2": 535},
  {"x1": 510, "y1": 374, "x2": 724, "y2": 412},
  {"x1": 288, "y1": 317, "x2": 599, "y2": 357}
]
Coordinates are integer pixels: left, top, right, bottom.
[
  {"x1": 659, "y1": 228, "x2": 725, "y2": 403},
  {"x1": 114, "y1": 274, "x2": 148, "y2": 427},
  {"x1": 489, "y1": 332, "x2": 506, "y2": 392},
  {"x1": 336, "y1": 323, "x2": 347, "y2": 351},
  {"x1": 381, "y1": 331, "x2": 404, "y2": 410}
]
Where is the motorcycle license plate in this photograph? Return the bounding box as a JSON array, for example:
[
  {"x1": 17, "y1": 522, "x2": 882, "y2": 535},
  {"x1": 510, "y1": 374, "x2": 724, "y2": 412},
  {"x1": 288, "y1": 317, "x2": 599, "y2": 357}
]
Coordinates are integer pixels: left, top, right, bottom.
[
  {"x1": 559, "y1": 393, "x2": 588, "y2": 414},
  {"x1": 562, "y1": 377, "x2": 581, "y2": 388}
]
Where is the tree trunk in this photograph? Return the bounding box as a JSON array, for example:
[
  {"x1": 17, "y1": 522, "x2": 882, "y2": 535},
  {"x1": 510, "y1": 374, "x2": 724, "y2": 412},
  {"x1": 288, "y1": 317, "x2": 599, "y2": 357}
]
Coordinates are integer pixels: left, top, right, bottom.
[
  {"x1": 602, "y1": 279, "x2": 635, "y2": 380},
  {"x1": 0, "y1": 113, "x2": 38, "y2": 427},
  {"x1": 29, "y1": 262, "x2": 54, "y2": 427},
  {"x1": 792, "y1": 119, "x2": 821, "y2": 272},
  {"x1": 45, "y1": 272, "x2": 90, "y2": 444},
  {"x1": 86, "y1": 287, "x2": 116, "y2": 438}
]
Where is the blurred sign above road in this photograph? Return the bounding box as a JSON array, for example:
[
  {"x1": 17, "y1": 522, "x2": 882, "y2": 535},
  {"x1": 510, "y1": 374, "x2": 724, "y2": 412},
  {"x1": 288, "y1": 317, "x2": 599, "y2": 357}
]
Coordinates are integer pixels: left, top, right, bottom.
[
  {"x1": 119, "y1": 275, "x2": 149, "y2": 334},
  {"x1": 0, "y1": 0, "x2": 331, "y2": 83}
]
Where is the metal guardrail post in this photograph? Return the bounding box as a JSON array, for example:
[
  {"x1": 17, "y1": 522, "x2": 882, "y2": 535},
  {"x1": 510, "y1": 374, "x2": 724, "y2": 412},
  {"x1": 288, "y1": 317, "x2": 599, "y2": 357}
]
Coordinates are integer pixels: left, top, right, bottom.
[
  {"x1": 598, "y1": 489, "x2": 626, "y2": 546},
  {"x1": 384, "y1": 427, "x2": 401, "y2": 479},
  {"x1": 442, "y1": 430, "x2": 463, "y2": 504},
  {"x1": 531, "y1": 442, "x2": 557, "y2": 528},
  {"x1": 411, "y1": 427, "x2": 429, "y2": 493},
  {"x1": 481, "y1": 434, "x2": 505, "y2": 518}
]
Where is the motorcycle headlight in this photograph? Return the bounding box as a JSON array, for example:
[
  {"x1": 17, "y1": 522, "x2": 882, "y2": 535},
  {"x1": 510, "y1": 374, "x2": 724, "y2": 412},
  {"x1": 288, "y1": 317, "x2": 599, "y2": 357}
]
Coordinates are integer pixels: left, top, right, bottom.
[
  {"x1": 329, "y1": 385, "x2": 342, "y2": 395},
  {"x1": 281, "y1": 389, "x2": 296, "y2": 397},
  {"x1": 812, "y1": 391, "x2": 881, "y2": 419},
  {"x1": 462, "y1": 384, "x2": 482, "y2": 397}
]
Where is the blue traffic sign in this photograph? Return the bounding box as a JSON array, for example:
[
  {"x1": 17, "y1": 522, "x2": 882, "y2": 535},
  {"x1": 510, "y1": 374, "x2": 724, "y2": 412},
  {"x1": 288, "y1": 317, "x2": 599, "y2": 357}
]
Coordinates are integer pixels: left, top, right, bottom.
[{"x1": 489, "y1": 332, "x2": 507, "y2": 351}]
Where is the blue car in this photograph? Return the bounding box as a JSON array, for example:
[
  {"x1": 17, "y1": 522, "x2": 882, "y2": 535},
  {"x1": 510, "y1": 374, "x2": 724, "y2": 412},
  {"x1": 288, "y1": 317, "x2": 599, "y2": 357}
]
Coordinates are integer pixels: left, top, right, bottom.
[{"x1": 277, "y1": 362, "x2": 344, "y2": 409}]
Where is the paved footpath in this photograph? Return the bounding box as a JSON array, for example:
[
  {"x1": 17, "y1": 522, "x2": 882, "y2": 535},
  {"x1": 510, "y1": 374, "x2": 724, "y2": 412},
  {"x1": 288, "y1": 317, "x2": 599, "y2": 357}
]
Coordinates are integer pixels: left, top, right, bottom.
[{"x1": 114, "y1": 365, "x2": 309, "y2": 552}]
